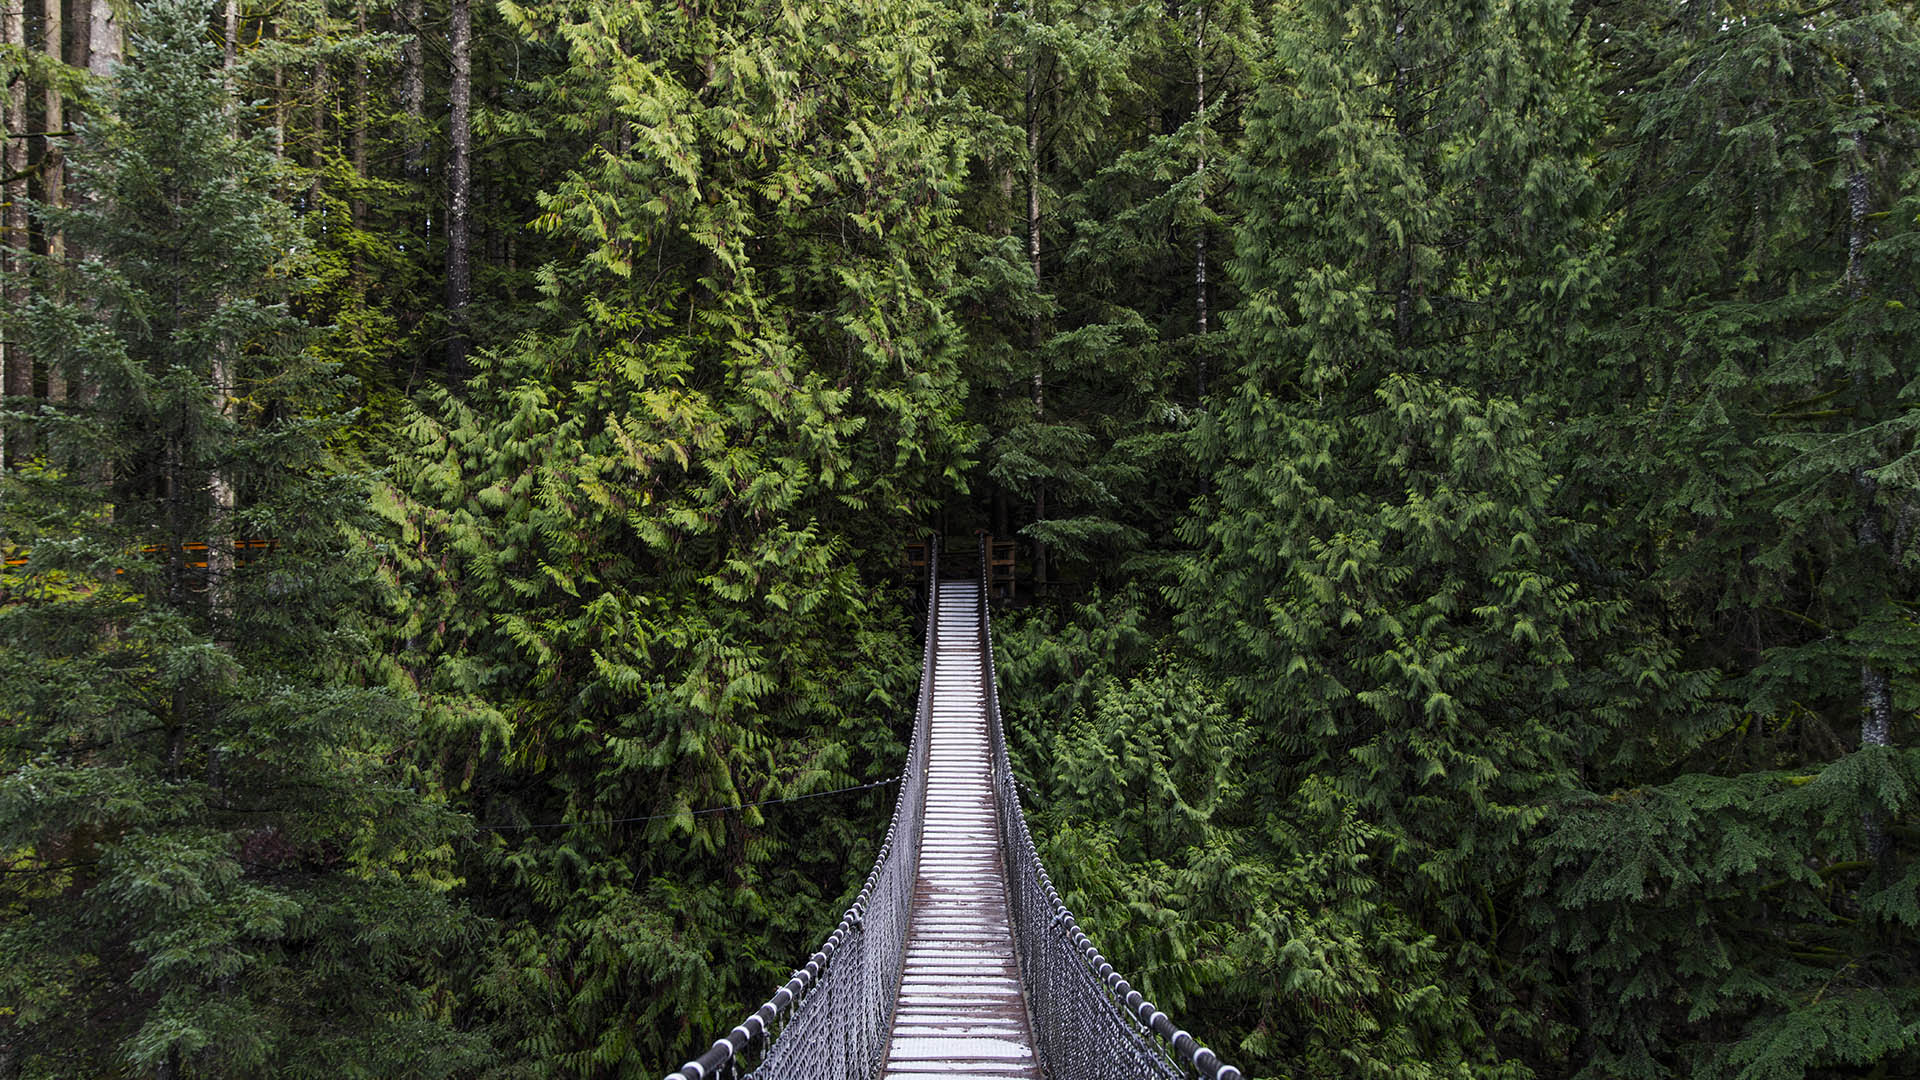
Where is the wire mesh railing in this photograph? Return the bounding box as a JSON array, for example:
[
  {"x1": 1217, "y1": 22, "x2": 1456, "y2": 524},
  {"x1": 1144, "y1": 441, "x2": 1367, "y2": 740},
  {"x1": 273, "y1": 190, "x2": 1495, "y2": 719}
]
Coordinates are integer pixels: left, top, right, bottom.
[
  {"x1": 663, "y1": 536, "x2": 937, "y2": 1080},
  {"x1": 975, "y1": 543, "x2": 1244, "y2": 1080}
]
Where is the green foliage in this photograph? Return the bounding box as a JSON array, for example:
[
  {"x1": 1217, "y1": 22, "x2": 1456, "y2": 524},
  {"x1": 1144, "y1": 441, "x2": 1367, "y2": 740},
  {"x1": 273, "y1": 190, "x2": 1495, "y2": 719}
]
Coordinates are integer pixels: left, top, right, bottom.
[
  {"x1": 0, "y1": 2, "x2": 482, "y2": 1075},
  {"x1": 1168, "y1": 0, "x2": 1634, "y2": 1070},
  {"x1": 1525, "y1": 1, "x2": 1920, "y2": 1074},
  {"x1": 999, "y1": 597, "x2": 1522, "y2": 1079},
  {"x1": 6, "y1": 0, "x2": 1920, "y2": 1073},
  {"x1": 374, "y1": 0, "x2": 985, "y2": 1070},
  {"x1": 1532, "y1": 751, "x2": 1920, "y2": 1079},
  {"x1": 951, "y1": 0, "x2": 1265, "y2": 583},
  {"x1": 1575, "y1": 0, "x2": 1920, "y2": 727}
]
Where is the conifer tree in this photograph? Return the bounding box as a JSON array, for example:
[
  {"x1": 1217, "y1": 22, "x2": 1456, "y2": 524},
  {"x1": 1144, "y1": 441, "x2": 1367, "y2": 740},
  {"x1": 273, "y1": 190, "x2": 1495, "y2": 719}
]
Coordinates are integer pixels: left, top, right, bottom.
[
  {"x1": 380, "y1": 0, "x2": 984, "y2": 1068},
  {"x1": 0, "y1": 3, "x2": 483, "y2": 1073},
  {"x1": 953, "y1": 0, "x2": 1262, "y2": 585},
  {"x1": 1175, "y1": 0, "x2": 1617, "y2": 1068},
  {"x1": 1530, "y1": 0, "x2": 1920, "y2": 1073}
]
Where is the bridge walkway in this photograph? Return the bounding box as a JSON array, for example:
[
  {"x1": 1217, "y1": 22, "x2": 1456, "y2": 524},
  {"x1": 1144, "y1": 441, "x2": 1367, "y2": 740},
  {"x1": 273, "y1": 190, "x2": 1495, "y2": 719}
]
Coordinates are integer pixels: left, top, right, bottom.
[{"x1": 879, "y1": 579, "x2": 1041, "y2": 1080}]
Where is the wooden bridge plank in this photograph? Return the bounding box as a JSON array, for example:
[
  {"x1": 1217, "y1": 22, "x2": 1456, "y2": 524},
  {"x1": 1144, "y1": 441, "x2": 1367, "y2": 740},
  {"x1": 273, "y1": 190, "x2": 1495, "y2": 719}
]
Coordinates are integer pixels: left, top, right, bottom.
[{"x1": 880, "y1": 581, "x2": 1042, "y2": 1080}]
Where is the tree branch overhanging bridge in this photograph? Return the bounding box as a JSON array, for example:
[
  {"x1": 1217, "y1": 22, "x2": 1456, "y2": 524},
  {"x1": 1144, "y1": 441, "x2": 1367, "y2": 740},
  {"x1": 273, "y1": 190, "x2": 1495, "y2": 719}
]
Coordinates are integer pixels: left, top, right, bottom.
[{"x1": 665, "y1": 538, "x2": 1243, "y2": 1080}]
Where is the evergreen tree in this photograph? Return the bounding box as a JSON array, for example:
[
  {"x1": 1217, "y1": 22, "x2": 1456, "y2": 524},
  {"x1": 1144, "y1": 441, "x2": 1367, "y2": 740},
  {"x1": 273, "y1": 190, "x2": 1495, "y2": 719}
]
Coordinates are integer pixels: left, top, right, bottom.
[
  {"x1": 0, "y1": 3, "x2": 483, "y2": 1074},
  {"x1": 4, "y1": 0, "x2": 1915, "y2": 1072},
  {"x1": 379, "y1": 0, "x2": 985, "y2": 1069},
  {"x1": 955, "y1": 0, "x2": 1143, "y2": 581},
  {"x1": 1530, "y1": 0, "x2": 1920, "y2": 1073},
  {"x1": 949, "y1": 0, "x2": 1262, "y2": 587},
  {"x1": 1173, "y1": 0, "x2": 1618, "y2": 1070}
]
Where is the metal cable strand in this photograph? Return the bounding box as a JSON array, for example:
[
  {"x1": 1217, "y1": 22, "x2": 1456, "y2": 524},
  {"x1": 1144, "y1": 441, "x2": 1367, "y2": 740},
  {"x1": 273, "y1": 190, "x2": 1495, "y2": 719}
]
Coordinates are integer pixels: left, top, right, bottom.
[
  {"x1": 664, "y1": 537, "x2": 938, "y2": 1080},
  {"x1": 975, "y1": 545, "x2": 1244, "y2": 1080}
]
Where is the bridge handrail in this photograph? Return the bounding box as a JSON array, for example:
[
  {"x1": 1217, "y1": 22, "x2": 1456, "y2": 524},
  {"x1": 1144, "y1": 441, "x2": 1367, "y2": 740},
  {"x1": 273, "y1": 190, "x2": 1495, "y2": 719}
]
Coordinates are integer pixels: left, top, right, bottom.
[
  {"x1": 976, "y1": 544, "x2": 1243, "y2": 1080},
  {"x1": 664, "y1": 534, "x2": 937, "y2": 1080}
]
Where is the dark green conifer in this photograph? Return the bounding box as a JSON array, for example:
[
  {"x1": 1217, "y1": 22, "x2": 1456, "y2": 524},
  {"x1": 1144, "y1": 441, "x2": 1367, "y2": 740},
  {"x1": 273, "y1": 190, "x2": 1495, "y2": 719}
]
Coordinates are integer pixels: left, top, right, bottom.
[
  {"x1": 1174, "y1": 0, "x2": 1615, "y2": 1069},
  {"x1": 0, "y1": 3, "x2": 482, "y2": 1074},
  {"x1": 379, "y1": 0, "x2": 984, "y2": 1069},
  {"x1": 1532, "y1": 0, "x2": 1920, "y2": 1073}
]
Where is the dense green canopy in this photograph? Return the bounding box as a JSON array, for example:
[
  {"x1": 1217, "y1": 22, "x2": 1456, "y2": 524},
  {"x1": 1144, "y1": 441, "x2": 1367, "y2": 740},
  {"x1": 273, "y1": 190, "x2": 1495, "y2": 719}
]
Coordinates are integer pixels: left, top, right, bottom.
[{"x1": 2, "y1": 0, "x2": 1916, "y2": 1075}]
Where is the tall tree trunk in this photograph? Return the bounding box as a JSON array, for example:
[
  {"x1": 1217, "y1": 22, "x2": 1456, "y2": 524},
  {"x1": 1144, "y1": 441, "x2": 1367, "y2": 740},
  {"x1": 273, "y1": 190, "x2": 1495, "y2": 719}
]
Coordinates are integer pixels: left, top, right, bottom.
[
  {"x1": 397, "y1": 0, "x2": 427, "y2": 389},
  {"x1": 224, "y1": 0, "x2": 238, "y2": 71},
  {"x1": 1843, "y1": 62, "x2": 1892, "y2": 860},
  {"x1": 402, "y1": 0, "x2": 424, "y2": 178},
  {"x1": 1844, "y1": 75, "x2": 1869, "y2": 297},
  {"x1": 1391, "y1": 6, "x2": 1411, "y2": 354},
  {"x1": 310, "y1": 8, "x2": 328, "y2": 188},
  {"x1": 446, "y1": 0, "x2": 472, "y2": 377},
  {"x1": 41, "y1": 0, "x2": 66, "y2": 404},
  {"x1": 989, "y1": 76, "x2": 1016, "y2": 568},
  {"x1": 1025, "y1": 46, "x2": 1046, "y2": 587},
  {"x1": 207, "y1": 357, "x2": 236, "y2": 622},
  {"x1": 350, "y1": 0, "x2": 367, "y2": 233},
  {"x1": 70, "y1": 0, "x2": 89, "y2": 80},
  {"x1": 1192, "y1": 3, "x2": 1208, "y2": 400},
  {"x1": 67, "y1": 0, "x2": 117, "y2": 433},
  {"x1": 209, "y1": 6, "x2": 244, "y2": 621},
  {"x1": 1025, "y1": 62, "x2": 1042, "y2": 416},
  {"x1": 1855, "y1": 467, "x2": 1893, "y2": 862},
  {"x1": 3, "y1": 0, "x2": 32, "y2": 467},
  {"x1": 271, "y1": 17, "x2": 285, "y2": 160},
  {"x1": 1832, "y1": 0, "x2": 1895, "y2": 865},
  {"x1": 85, "y1": 0, "x2": 118, "y2": 79}
]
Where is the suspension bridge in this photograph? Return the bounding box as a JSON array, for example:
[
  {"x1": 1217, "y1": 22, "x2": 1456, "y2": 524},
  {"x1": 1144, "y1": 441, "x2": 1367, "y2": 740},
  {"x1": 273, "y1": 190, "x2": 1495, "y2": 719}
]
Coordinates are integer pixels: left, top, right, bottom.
[{"x1": 665, "y1": 538, "x2": 1242, "y2": 1080}]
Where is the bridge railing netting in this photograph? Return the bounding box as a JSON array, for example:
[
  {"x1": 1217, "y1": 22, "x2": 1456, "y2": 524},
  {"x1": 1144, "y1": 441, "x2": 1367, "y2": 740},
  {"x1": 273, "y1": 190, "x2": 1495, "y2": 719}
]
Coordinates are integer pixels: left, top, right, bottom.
[
  {"x1": 975, "y1": 543, "x2": 1242, "y2": 1080},
  {"x1": 664, "y1": 536, "x2": 1241, "y2": 1080}
]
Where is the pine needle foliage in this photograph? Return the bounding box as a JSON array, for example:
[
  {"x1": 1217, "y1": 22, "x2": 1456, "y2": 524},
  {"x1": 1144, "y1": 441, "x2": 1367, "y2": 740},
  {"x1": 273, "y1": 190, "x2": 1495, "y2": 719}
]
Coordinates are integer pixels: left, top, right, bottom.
[
  {"x1": 1530, "y1": 0, "x2": 1920, "y2": 1074},
  {"x1": 5, "y1": 0, "x2": 1919, "y2": 1073}
]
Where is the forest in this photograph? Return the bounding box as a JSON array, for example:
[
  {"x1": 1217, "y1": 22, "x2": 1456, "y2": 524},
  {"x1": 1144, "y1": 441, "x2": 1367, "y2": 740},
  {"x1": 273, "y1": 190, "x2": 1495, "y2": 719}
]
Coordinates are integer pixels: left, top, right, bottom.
[{"x1": 2, "y1": 0, "x2": 1918, "y2": 1074}]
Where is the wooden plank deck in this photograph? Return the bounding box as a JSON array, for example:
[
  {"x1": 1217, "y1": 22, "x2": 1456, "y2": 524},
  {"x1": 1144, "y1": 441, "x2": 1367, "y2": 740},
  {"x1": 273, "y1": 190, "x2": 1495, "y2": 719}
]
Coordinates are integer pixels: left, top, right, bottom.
[{"x1": 881, "y1": 580, "x2": 1042, "y2": 1080}]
